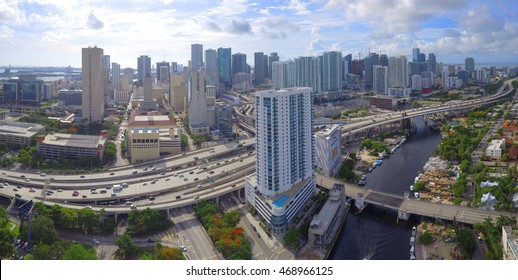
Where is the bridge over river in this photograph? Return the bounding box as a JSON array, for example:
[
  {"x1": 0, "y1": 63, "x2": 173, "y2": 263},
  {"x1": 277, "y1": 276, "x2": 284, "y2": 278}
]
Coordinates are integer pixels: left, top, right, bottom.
[{"x1": 317, "y1": 174, "x2": 518, "y2": 225}]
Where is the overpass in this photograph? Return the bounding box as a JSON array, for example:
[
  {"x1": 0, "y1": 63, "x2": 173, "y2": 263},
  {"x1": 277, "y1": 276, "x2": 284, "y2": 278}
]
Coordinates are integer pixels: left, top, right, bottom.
[{"x1": 317, "y1": 174, "x2": 518, "y2": 225}]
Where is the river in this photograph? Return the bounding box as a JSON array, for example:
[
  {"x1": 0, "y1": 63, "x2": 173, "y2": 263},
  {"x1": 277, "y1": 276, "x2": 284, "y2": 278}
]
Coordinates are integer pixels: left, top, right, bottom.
[{"x1": 330, "y1": 116, "x2": 442, "y2": 260}]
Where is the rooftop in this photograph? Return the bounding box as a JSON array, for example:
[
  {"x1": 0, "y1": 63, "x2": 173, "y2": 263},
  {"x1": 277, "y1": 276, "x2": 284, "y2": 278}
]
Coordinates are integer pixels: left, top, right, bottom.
[
  {"x1": 315, "y1": 125, "x2": 341, "y2": 138},
  {"x1": 41, "y1": 133, "x2": 107, "y2": 148},
  {"x1": 310, "y1": 184, "x2": 345, "y2": 235},
  {"x1": 0, "y1": 120, "x2": 44, "y2": 138}
]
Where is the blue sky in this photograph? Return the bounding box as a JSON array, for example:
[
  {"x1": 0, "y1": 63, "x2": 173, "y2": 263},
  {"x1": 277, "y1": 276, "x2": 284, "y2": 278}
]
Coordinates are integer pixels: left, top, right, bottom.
[{"x1": 1, "y1": 0, "x2": 518, "y2": 68}]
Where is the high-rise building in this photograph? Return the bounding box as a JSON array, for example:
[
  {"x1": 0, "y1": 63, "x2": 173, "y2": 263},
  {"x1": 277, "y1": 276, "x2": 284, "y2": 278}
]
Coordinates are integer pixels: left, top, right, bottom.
[
  {"x1": 388, "y1": 56, "x2": 408, "y2": 88},
  {"x1": 268, "y1": 52, "x2": 279, "y2": 79},
  {"x1": 123, "y1": 68, "x2": 134, "y2": 86},
  {"x1": 379, "y1": 54, "x2": 388, "y2": 67},
  {"x1": 188, "y1": 71, "x2": 208, "y2": 130},
  {"x1": 156, "y1": 61, "x2": 170, "y2": 83},
  {"x1": 204, "y1": 49, "x2": 219, "y2": 87},
  {"x1": 364, "y1": 53, "x2": 379, "y2": 89},
  {"x1": 245, "y1": 87, "x2": 315, "y2": 234},
  {"x1": 412, "y1": 48, "x2": 420, "y2": 62},
  {"x1": 343, "y1": 54, "x2": 352, "y2": 76},
  {"x1": 191, "y1": 43, "x2": 204, "y2": 72},
  {"x1": 254, "y1": 52, "x2": 266, "y2": 86},
  {"x1": 373, "y1": 65, "x2": 388, "y2": 94},
  {"x1": 82, "y1": 46, "x2": 104, "y2": 124},
  {"x1": 171, "y1": 62, "x2": 178, "y2": 74},
  {"x1": 217, "y1": 47, "x2": 232, "y2": 88},
  {"x1": 322, "y1": 51, "x2": 342, "y2": 92},
  {"x1": 232, "y1": 53, "x2": 247, "y2": 77},
  {"x1": 112, "y1": 62, "x2": 120, "y2": 91},
  {"x1": 351, "y1": 59, "x2": 364, "y2": 77},
  {"x1": 428, "y1": 53, "x2": 437, "y2": 75},
  {"x1": 465, "y1": 57, "x2": 475, "y2": 78},
  {"x1": 411, "y1": 75, "x2": 422, "y2": 91},
  {"x1": 101, "y1": 54, "x2": 110, "y2": 105},
  {"x1": 141, "y1": 74, "x2": 157, "y2": 111},
  {"x1": 417, "y1": 53, "x2": 426, "y2": 63},
  {"x1": 137, "y1": 55, "x2": 151, "y2": 82},
  {"x1": 294, "y1": 56, "x2": 321, "y2": 93},
  {"x1": 272, "y1": 60, "x2": 295, "y2": 89}
]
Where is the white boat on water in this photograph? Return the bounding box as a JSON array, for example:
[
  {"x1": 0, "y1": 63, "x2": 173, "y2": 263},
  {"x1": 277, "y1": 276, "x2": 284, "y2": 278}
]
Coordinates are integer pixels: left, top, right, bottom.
[
  {"x1": 410, "y1": 185, "x2": 414, "y2": 191},
  {"x1": 412, "y1": 226, "x2": 417, "y2": 237},
  {"x1": 410, "y1": 254, "x2": 416, "y2": 260},
  {"x1": 410, "y1": 236, "x2": 415, "y2": 246}
]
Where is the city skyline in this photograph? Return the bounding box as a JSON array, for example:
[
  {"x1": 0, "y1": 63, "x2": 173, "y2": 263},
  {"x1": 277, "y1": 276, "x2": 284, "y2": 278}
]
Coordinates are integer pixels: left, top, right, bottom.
[{"x1": 1, "y1": 0, "x2": 518, "y2": 67}]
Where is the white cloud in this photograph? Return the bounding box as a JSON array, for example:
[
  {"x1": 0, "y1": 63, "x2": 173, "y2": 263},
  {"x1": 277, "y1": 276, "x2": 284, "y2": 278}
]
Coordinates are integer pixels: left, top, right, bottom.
[
  {"x1": 287, "y1": 0, "x2": 310, "y2": 15},
  {"x1": 0, "y1": 24, "x2": 14, "y2": 39},
  {"x1": 206, "y1": 0, "x2": 248, "y2": 16},
  {"x1": 41, "y1": 31, "x2": 71, "y2": 42},
  {"x1": 87, "y1": 10, "x2": 104, "y2": 29},
  {"x1": 459, "y1": 5, "x2": 503, "y2": 33},
  {"x1": 0, "y1": 0, "x2": 27, "y2": 25}
]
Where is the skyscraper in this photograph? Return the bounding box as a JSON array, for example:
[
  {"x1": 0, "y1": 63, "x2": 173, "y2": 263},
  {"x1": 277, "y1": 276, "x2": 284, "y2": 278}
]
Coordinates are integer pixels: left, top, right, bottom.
[
  {"x1": 82, "y1": 46, "x2": 104, "y2": 124},
  {"x1": 191, "y1": 43, "x2": 203, "y2": 72},
  {"x1": 156, "y1": 61, "x2": 170, "y2": 83},
  {"x1": 412, "y1": 48, "x2": 420, "y2": 62},
  {"x1": 373, "y1": 65, "x2": 388, "y2": 94},
  {"x1": 217, "y1": 47, "x2": 231, "y2": 88},
  {"x1": 254, "y1": 52, "x2": 266, "y2": 86},
  {"x1": 245, "y1": 87, "x2": 315, "y2": 234},
  {"x1": 364, "y1": 53, "x2": 379, "y2": 89},
  {"x1": 137, "y1": 55, "x2": 151, "y2": 82},
  {"x1": 322, "y1": 51, "x2": 342, "y2": 92},
  {"x1": 272, "y1": 60, "x2": 295, "y2": 89},
  {"x1": 188, "y1": 71, "x2": 208, "y2": 128},
  {"x1": 204, "y1": 49, "x2": 219, "y2": 87},
  {"x1": 428, "y1": 53, "x2": 437, "y2": 75},
  {"x1": 268, "y1": 52, "x2": 279, "y2": 79},
  {"x1": 112, "y1": 62, "x2": 120, "y2": 91},
  {"x1": 101, "y1": 54, "x2": 110, "y2": 105},
  {"x1": 379, "y1": 54, "x2": 388, "y2": 67},
  {"x1": 465, "y1": 57, "x2": 475, "y2": 77},
  {"x1": 294, "y1": 56, "x2": 321, "y2": 93},
  {"x1": 141, "y1": 74, "x2": 156, "y2": 111},
  {"x1": 388, "y1": 56, "x2": 408, "y2": 88},
  {"x1": 232, "y1": 53, "x2": 247, "y2": 77}
]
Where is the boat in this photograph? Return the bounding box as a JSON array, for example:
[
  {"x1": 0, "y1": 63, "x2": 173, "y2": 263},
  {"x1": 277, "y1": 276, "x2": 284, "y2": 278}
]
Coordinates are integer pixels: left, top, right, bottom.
[
  {"x1": 412, "y1": 226, "x2": 417, "y2": 237},
  {"x1": 410, "y1": 236, "x2": 415, "y2": 246},
  {"x1": 410, "y1": 245, "x2": 415, "y2": 255},
  {"x1": 376, "y1": 159, "x2": 383, "y2": 166},
  {"x1": 410, "y1": 254, "x2": 416, "y2": 260},
  {"x1": 410, "y1": 185, "x2": 414, "y2": 191},
  {"x1": 368, "y1": 167, "x2": 373, "y2": 172}
]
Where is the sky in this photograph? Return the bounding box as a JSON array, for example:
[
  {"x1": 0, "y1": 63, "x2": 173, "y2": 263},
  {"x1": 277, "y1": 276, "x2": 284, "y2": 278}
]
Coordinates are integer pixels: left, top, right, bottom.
[{"x1": 1, "y1": 0, "x2": 518, "y2": 68}]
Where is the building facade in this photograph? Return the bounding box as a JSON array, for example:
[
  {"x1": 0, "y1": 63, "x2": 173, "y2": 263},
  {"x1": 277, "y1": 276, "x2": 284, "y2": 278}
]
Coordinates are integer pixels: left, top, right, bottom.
[
  {"x1": 37, "y1": 132, "x2": 108, "y2": 161},
  {"x1": 315, "y1": 125, "x2": 342, "y2": 177},
  {"x1": 82, "y1": 46, "x2": 105, "y2": 124},
  {"x1": 137, "y1": 55, "x2": 151, "y2": 82},
  {"x1": 373, "y1": 65, "x2": 388, "y2": 94},
  {"x1": 191, "y1": 44, "x2": 204, "y2": 72},
  {"x1": 0, "y1": 121, "x2": 44, "y2": 146},
  {"x1": 245, "y1": 87, "x2": 315, "y2": 234}
]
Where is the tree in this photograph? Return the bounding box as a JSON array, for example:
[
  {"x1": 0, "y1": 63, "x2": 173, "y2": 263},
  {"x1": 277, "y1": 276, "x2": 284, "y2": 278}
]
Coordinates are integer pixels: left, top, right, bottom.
[
  {"x1": 413, "y1": 181, "x2": 426, "y2": 192},
  {"x1": 115, "y1": 233, "x2": 138, "y2": 260},
  {"x1": 457, "y1": 228, "x2": 476, "y2": 259},
  {"x1": 283, "y1": 228, "x2": 300, "y2": 250},
  {"x1": 418, "y1": 231, "x2": 433, "y2": 245},
  {"x1": 63, "y1": 244, "x2": 97, "y2": 260},
  {"x1": 0, "y1": 227, "x2": 16, "y2": 259},
  {"x1": 19, "y1": 215, "x2": 57, "y2": 245},
  {"x1": 77, "y1": 208, "x2": 99, "y2": 234},
  {"x1": 104, "y1": 142, "x2": 117, "y2": 163},
  {"x1": 222, "y1": 211, "x2": 241, "y2": 228},
  {"x1": 157, "y1": 247, "x2": 185, "y2": 260}
]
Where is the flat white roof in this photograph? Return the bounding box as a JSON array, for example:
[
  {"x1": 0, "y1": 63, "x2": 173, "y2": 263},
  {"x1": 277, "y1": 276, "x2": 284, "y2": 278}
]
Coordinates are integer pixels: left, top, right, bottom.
[
  {"x1": 0, "y1": 121, "x2": 44, "y2": 138},
  {"x1": 42, "y1": 133, "x2": 107, "y2": 148}
]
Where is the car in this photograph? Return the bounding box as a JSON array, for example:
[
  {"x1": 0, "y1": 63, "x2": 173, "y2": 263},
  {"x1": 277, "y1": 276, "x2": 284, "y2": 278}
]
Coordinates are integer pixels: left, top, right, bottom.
[
  {"x1": 209, "y1": 171, "x2": 215, "y2": 174},
  {"x1": 239, "y1": 159, "x2": 243, "y2": 162},
  {"x1": 165, "y1": 178, "x2": 171, "y2": 181},
  {"x1": 197, "y1": 184, "x2": 203, "y2": 189},
  {"x1": 46, "y1": 191, "x2": 53, "y2": 195},
  {"x1": 29, "y1": 188, "x2": 35, "y2": 192},
  {"x1": 152, "y1": 167, "x2": 157, "y2": 171},
  {"x1": 147, "y1": 238, "x2": 155, "y2": 243},
  {"x1": 143, "y1": 168, "x2": 148, "y2": 171},
  {"x1": 20, "y1": 175, "x2": 25, "y2": 178},
  {"x1": 256, "y1": 232, "x2": 261, "y2": 238},
  {"x1": 16, "y1": 185, "x2": 22, "y2": 189},
  {"x1": 132, "y1": 171, "x2": 138, "y2": 174},
  {"x1": 194, "y1": 195, "x2": 199, "y2": 200},
  {"x1": 82, "y1": 195, "x2": 88, "y2": 198},
  {"x1": 72, "y1": 193, "x2": 79, "y2": 197},
  {"x1": 92, "y1": 239, "x2": 100, "y2": 245},
  {"x1": 13, "y1": 188, "x2": 18, "y2": 191},
  {"x1": 194, "y1": 178, "x2": 199, "y2": 181},
  {"x1": 80, "y1": 175, "x2": 85, "y2": 178},
  {"x1": 125, "y1": 201, "x2": 132, "y2": 206},
  {"x1": 111, "y1": 193, "x2": 117, "y2": 197},
  {"x1": 110, "y1": 172, "x2": 115, "y2": 175},
  {"x1": 180, "y1": 246, "x2": 187, "y2": 252},
  {"x1": 85, "y1": 205, "x2": 92, "y2": 209},
  {"x1": 105, "y1": 186, "x2": 112, "y2": 189},
  {"x1": 183, "y1": 178, "x2": 188, "y2": 181},
  {"x1": 360, "y1": 175, "x2": 367, "y2": 180},
  {"x1": 57, "y1": 189, "x2": 63, "y2": 192},
  {"x1": 100, "y1": 190, "x2": 107, "y2": 194},
  {"x1": 40, "y1": 173, "x2": 46, "y2": 177},
  {"x1": 252, "y1": 225, "x2": 257, "y2": 232},
  {"x1": 160, "y1": 172, "x2": 166, "y2": 175},
  {"x1": 49, "y1": 177, "x2": 55, "y2": 181},
  {"x1": 175, "y1": 196, "x2": 181, "y2": 200},
  {"x1": 151, "y1": 181, "x2": 156, "y2": 184},
  {"x1": 130, "y1": 205, "x2": 137, "y2": 209},
  {"x1": 15, "y1": 193, "x2": 21, "y2": 198},
  {"x1": 143, "y1": 182, "x2": 148, "y2": 186},
  {"x1": 189, "y1": 171, "x2": 194, "y2": 175},
  {"x1": 149, "y1": 196, "x2": 155, "y2": 201}
]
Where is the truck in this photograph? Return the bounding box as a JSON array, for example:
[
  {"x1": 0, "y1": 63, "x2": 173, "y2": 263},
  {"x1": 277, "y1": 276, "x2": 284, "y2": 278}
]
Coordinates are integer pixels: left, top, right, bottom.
[{"x1": 112, "y1": 184, "x2": 122, "y2": 192}]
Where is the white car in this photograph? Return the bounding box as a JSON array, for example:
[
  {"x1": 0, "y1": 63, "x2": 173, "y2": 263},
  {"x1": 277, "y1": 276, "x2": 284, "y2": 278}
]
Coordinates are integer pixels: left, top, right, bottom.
[{"x1": 92, "y1": 239, "x2": 100, "y2": 245}]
